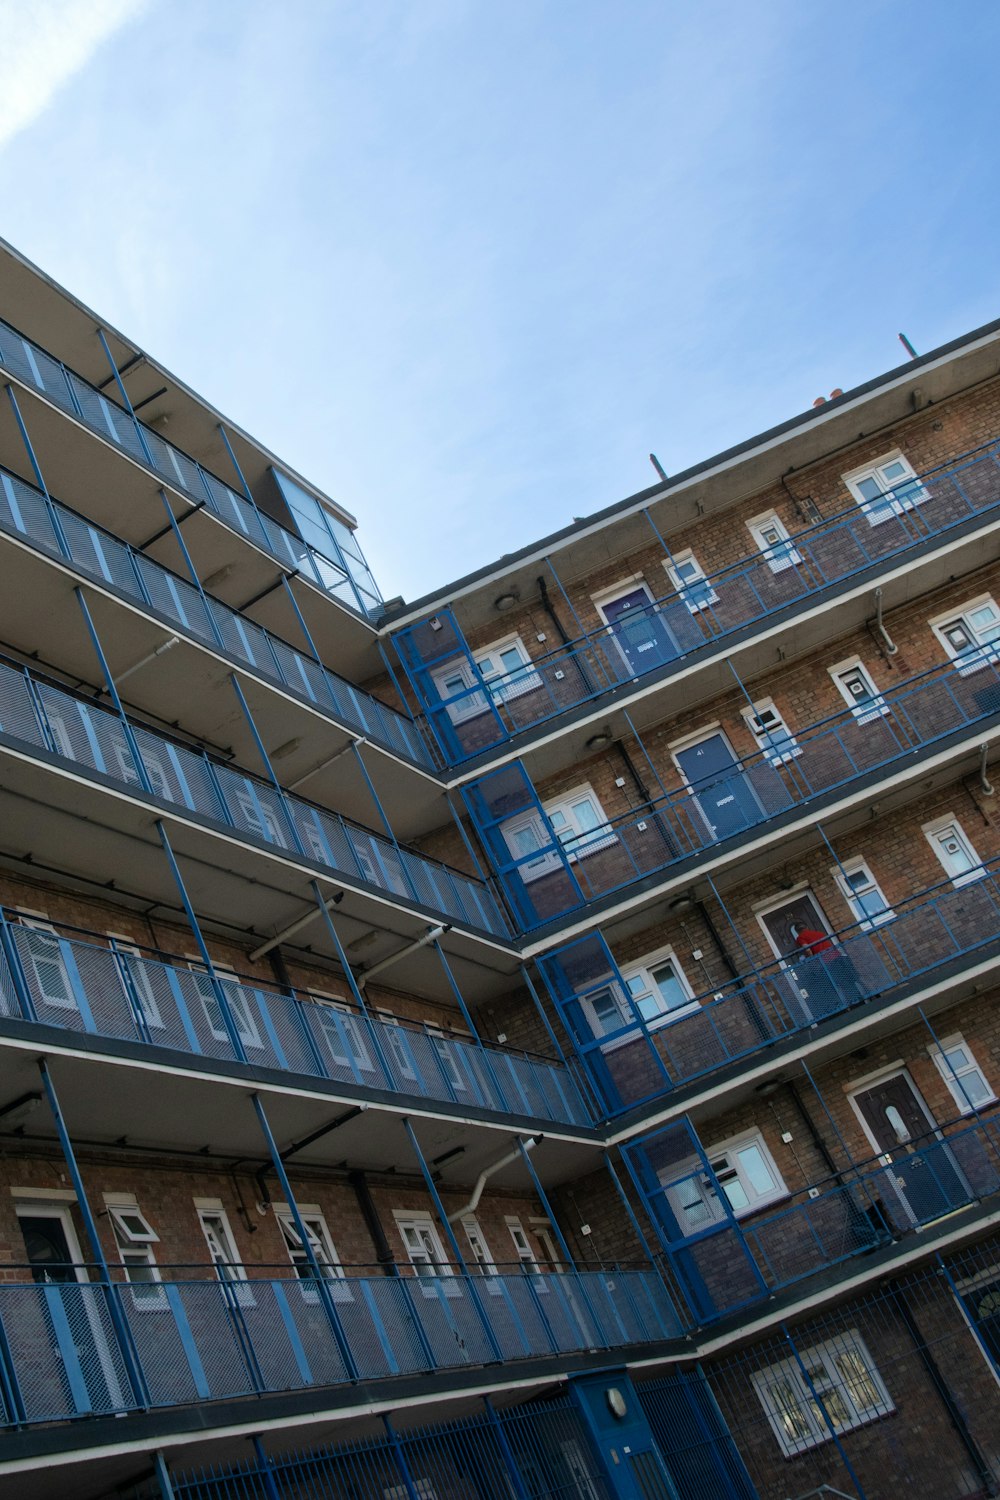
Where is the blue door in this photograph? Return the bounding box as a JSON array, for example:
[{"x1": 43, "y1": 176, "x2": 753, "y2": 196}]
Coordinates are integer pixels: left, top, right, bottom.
[
  {"x1": 675, "y1": 734, "x2": 762, "y2": 842},
  {"x1": 603, "y1": 589, "x2": 678, "y2": 679}
]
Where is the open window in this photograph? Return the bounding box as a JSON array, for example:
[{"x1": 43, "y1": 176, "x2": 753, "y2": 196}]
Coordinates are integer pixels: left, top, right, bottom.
[
  {"x1": 105, "y1": 1194, "x2": 164, "y2": 1307},
  {"x1": 197, "y1": 1201, "x2": 253, "y2": 1303},
  {"x1": 663, "y1": 1130, "x2": 787, "y2": 1232},
  {"x1": 275, "y1": 1204, "x2": 351, "y2": 1301}
]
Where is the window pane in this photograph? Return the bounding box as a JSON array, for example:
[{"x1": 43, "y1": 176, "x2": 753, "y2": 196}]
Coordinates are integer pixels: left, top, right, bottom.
[
  {"x1": 736, "y1": 1145, "x2": 775, "y2": 1196},
  {"x1": 651, "y1": 963, "x2": 687, "y2": 1011}
]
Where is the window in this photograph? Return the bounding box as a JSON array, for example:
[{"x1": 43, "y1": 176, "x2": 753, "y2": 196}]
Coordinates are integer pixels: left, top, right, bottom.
[
  {"x1": 741, "y1": 699, "x2": 801, "y2": 765},
  {"x1": 380, "y1": 1016, "x2": 420, "y2": 1081},
  {"x1": 929, "y1": 1035, "x2": 996, "y2": 1115},
  {"x1": 196, "y1": 1203, "x2": 253, "y2": 1302},
  {"x1": 507, "y1": 1218, "x2": 543, "y2": 1274},
  {"x1": 664, "y1": 1131, "x2": 787, "y2": 1232},
  {"x1": 752, "y1": 1329, "x2": 894, "y2": 1456},
  {"x1": 105, "y1": 1194, "x2": 163, "y2": 1307},
  {"x1": 930, "y1": 597, "x2": 1000, "y2": 676},
  {"x1": 432, "y1": 635, "x2": 540, "y2": 722},
  {"x1": 502, "y1": 784, "x2": 615, "y2": 882},
  {"x1": 844, "y1": 451, "x2": 927, "y2": 526},
  {"x1": 187, "y1": 961, "x2": 262, "y2": 1050},
  {"x1": 748, "y1": 512, "x2": 801, "y2": 573},
  {"x1": 275, "y1": 1204, "x2": 350, "y2": 1301},
  {"x1": 833, "y1": 860, "x2": 894, "y2": 929},
  {"x1": 582, "y1": 947, "x2": 696, "y2": 1043},
  {"x1": 309, "y1": 993, "x2": 375, "y2": 1074},
  {"x1": 12, "y1": 914, "x2": 76, "y2": 1011},
  {"x1": 233, "y1": 784, "x2": 289, "y2": 849},
  {"x1": 109, "y1": 736, "x2": 171, "y2": 800},
  {"x1": 666, "y1": 551, "x2": 718, "y2": 613},
  {"x1": 829, "y1": 657, "x2": 888, "y2": 724},
  {"x1": 107, "y1": 935, "x2": 164, "y2": 1030},
  {"x1": 429, "y1": 1031, "x2": 465, "y2": 1090},
  {"x1": 923, "y1": 816, "x2": 985, "y2": 887},
  {"x1": 462, "y1": 1216, "x2": 496, "y2": 1275},
  {"x1": 395, "y1": 1214, "x2": 454, "y2": 1289}
]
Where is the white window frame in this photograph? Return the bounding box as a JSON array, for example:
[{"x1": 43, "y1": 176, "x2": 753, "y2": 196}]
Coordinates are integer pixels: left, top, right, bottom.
[
  {"x1": 461, "y1": 1215, "x2": 497, "y2": 1276},
  {"x1": 274, "y1": 1203, "x2": 351, "y2": 1302},
  {"x1": 928, "y1": 1034, "x2": 996, "y2": 1116},
  {"x1": 664, "y1": 550, "x2": 718, "y2": 613},
  {"x1": 662, "y1": 1129, "x2": 788, "y2": 1231},
  {"x1": 741, "y1": 698, "x2": 801, "y2": 765},
  {"x1": 502, "y1": 783, "x2": 616, "y2": 883},
  {"x1": 583, "y1": 944, "x2": 697, "y2": 1046},
  {"x1": 12, "y1": 913, "x2": 77, "y2": 1012},
  {"x1": 428, "y1": 1029, "x2": 465, "y2": 1090},
  {"x1": 107, "y1": 933, "x2": 164, "y2": 1030},
  {"x1": 752, "y1": 1328, "x2": 894, "y2": 1456},
  {"x1": 233, "y1": 784, "x2": 289, "y2": 849},
  {"x1": 747, "y1": 511, "x2": 801, "y2": 573},
  {"x1": 394, "y1": 1211, "x2": 456, "y2": 1294},
  {"x1": 829, "y1": 656, "x2": 889, "y2": 724},
  {"x1": 922, "y1": 815, "x2": 986, "y2": 888},
  {"x1": 109, "y1": 735, "x2": 171, "y2": 800},
  {"x1": 380, "y1": 1015, "x2": 420, "y2": 1081},
  {"x1": 843, "y1": 450, "x2": 928, "y2": 527},
  {"x1": 506, "y1": 1217, "x2": 544, "y2": 1276},
  {"x1": 104, "y1": 1192, "x2": 164, "y2": 1308},
  {"x1": 308, "y1": 990, "x2": 375, "y2": 1074},
  {"x1": 196, "y1": 1201, "x2": 253, "y2": 1303},
  {"x1": 186, "y1": 959, "x2": 262, "y2": 1050},
  {"x1": 15, "y1": 1199, "x2": 88, "y2": 1282},
  {"x1": 833, "y1": 858, "x2": 895, "y2": 930},
  {"x1": 431, "y1": 634, "x2": 541, "y2": 723},
  {"x1": 929, "y1": 595, "x2": 1000, "y2": 676}
]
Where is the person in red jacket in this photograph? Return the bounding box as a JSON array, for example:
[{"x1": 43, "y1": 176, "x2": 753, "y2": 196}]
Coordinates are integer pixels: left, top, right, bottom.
[{"x1": 789, "y1": 921, "x2": 865, "y2": 1013}]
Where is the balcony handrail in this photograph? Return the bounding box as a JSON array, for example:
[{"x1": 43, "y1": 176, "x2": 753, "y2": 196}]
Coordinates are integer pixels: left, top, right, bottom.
[
  {"x1": 0, "y1": 652, "x2": 511, "y2": 940},
  {"x1": 415, "y1": 435, "x2": 1000, "y2": 758},
  {"x1": 0, "y1": 459, "x2": 437, "y2": 769},
  {"x1": 0, "y1": 313, "x2": 382, "y2": 618},
  {"x1": 0, "y1": 904, "x2": 562, "y2": 1069},
  {"x1": 0, "y1": 910, "x2": 588, "y2": 1125},
  {"x1": 498, "y1": 647, "x2": 1000, "y2": 919},
  {"x1": 0, "y1": 1263, "x2": 681, "y2": 1429}
]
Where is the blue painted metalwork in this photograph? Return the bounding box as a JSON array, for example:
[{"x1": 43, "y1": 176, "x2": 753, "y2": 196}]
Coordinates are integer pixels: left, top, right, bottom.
[
  {"x1": 0, "y1": 907, "x2": 590, "y2": 1128},
  {"x1": 0, "y1": 457, "x2": 433, "y2": 767},
  {"x1": 3, "y1": 383, "x2": 72, "y2": 559},
  {"x1": 0, "y1": 649, "x2": 508, "y2": 937},
  {"x1": 0, "y1": 314, "x2": 384, "y2": 617},
  {"x1": 470, "y1": 646, "x2": 1000, "y2": 933},
  {"x1": 538, "y1": 855, "x2": 1000, "y2": 1119}
]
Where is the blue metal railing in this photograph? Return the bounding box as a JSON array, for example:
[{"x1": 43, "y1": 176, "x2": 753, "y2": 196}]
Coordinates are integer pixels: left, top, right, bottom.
[
  {"x1": 0, "y1": 462, "x2": 436, "y2": 769},
  {"x1": 0, "y1": 655, "x2": 510, "y2": 939},
  {"x1": 541, "y1": 856, "x2": 1000, "y2": 1119},
  {"x1": 0, "y1": 911, "x2": 589, "y2": 1126},
  {"x1": 642, "y1": 1111, "x2": 1000, "y2": 1328},
  {"x1": 403, "y1": 437, "x2": 1000, "y2": 765},
  {"x1": 0, "y1": 1264, "x2": 679, "y2": 1428},
  {"x1": 478, "y1": 646, "x2": 1000, "y2": 933},
  {"x1": 0, "y1": 316, "x2": 381, "y2": 618}
]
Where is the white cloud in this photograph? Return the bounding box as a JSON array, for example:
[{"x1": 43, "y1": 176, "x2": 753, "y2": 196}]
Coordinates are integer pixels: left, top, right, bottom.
[{"x1": 0, "y1": 0, "x2": 150, "y2": 152}]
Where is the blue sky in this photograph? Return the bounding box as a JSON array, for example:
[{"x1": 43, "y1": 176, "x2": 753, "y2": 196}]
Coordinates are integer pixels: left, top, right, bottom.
[{"x1": 1, "y1": 0, "x2": 998, "y2": 604}]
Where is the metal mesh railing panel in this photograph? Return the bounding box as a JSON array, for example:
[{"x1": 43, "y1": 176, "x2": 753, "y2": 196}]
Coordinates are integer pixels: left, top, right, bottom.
[
  {"x1": 0, "y1": 660, "x2": 47, "y2": 748},
  {"x1": 339, "y1": 1276, "x2": 428, "y2": 1378},
  {"x1": 0, "y1": 1284, "x2": 135, "y2": 1422},
  {"x1": 157, "y1": 1283, "x2": 257, "y2": 1401},
  {"x1": 406, "y1": 1278, "x2": 494, "y2": 1367}
]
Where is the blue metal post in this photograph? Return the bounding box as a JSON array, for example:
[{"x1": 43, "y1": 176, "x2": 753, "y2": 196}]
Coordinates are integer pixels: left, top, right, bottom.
[
  {"x1": 349, "y1": 742, "x2": 421, "y2": 903},
  {"x1": 4, "y1": 383, "x2": 71, "y2": 559},
  {"x1": 157, "y1": 488, "x2": 230, "y2": 649},
  {"x1": 705, "y1": 875, "x2": 757, "y2": 971},
  {"x1": 602, "y1": 1151, "x2": 661, "y2": 1266},
  {"x1": 74, "y1": 586, "x2": 157, "y2": 798},
  {"x1": 250, "y1": 1437, "x2": 282, "y2": 1500},
  {"x1": 250, "y1": 1093, "x2": 359, "y2": 1379},
  {"x1": 155, "y1": 820, "x2": 248, "y2": 1064},
  {"x1": 229, "y1": 673, "x2": 309, "y2": 859},
  {"x1": 781, "y1": 1321, "x2": 868, "y2": 1499},
  {"x1": 483, "y1": 1396, "x2": 533, "y2": 1500},
  {"x1": 622, "y1": 708, "x2": 670, "y2": 801},
  {"x1": 218, "y1": 423, "x2": 255, "y2": 504},
  {"x1": 515, "y1": 1138, "x2": 574, "y2": 1266},
  {"x1": 96, "y1": 328, "x2": 155, "y2": 467},
  {"x1": 936, "y1": 1253, "x2": 1000, "y2": 1382},
  {"x1": 308, "y1": 879, "x2": 396, "y2": 1078},
  {"x1": 37, "y1": 1059, "x2": 151, "y2": 1408},
  {"x1": 401, "y1": 1117, "x2": 506, "y2": 1363},
  {"x1": 281, "y1": 572, "x2": 324, "y2": 659},
  {"x1": 798, "y1": 1059, "x2": 857, "y2": 1171},
  {"x1": 382, "y1": 1415, "x2": 424, "y2": 1500}
]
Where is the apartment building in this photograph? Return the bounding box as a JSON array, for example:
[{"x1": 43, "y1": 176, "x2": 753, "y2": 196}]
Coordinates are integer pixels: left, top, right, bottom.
[{"x1": 0, "y1": 238, "x2": 997, "y2": 1500}]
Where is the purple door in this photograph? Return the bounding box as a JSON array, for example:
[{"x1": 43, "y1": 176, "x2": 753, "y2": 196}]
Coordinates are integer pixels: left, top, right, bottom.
[{"x1": 603, "y1": 589, "x2": 678, "y2": 679}]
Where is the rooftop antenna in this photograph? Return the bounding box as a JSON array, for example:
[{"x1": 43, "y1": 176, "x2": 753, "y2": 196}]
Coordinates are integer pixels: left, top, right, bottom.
[
  {"x1": 898, "y1": 332, "x2": 919, "y2": 360},
  {"x1": 649, "y1": 453, "x2": 668, "y2": 482}
]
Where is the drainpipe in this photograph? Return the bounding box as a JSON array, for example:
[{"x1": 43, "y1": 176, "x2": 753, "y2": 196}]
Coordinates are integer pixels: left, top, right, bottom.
[
  {"x1": 979, "y1": 744, "x2": 994, "y2": 797},
  {"x1": 537, "y1": 575, "x2": 596, "y2": 694},
  {"x1": 348, "y1": 1169, "x2": 397, "y2": 1274},
  {"x1": 446, "y1": 1136, "x2": 539, "y2": 1223},
  {"x1": 873, "y1": 588, "x2": 899, "y2": 657},
  {"x1": 358, "y1": 924, "x2": 448, "y2": 988},
  {"x1": 115, "y1": 636, "x2": 181, "y2": 685}
]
